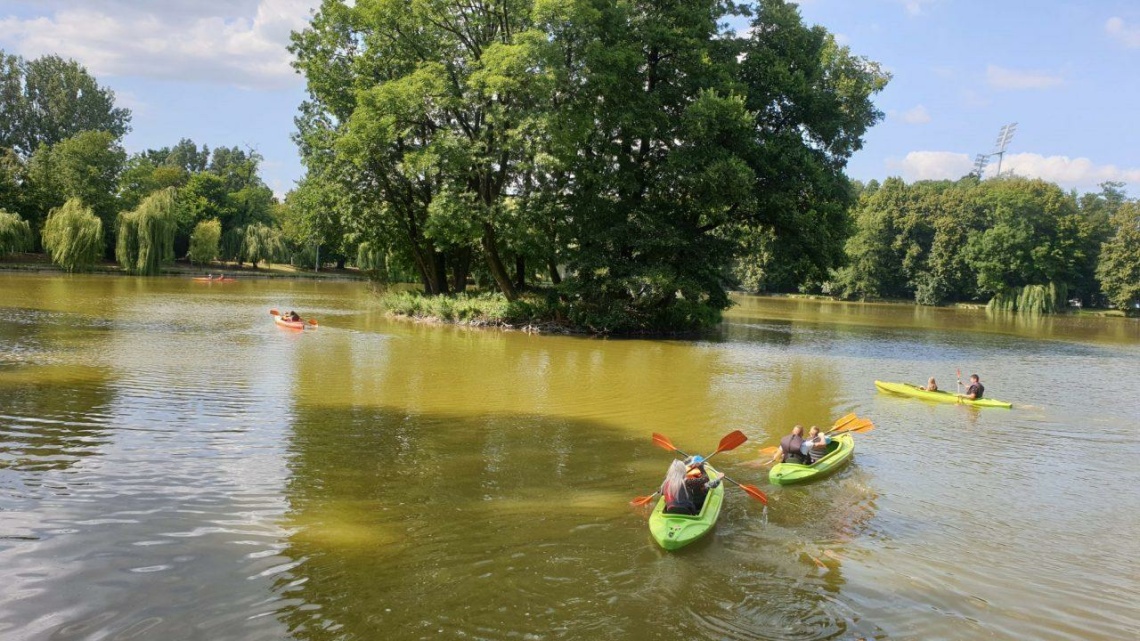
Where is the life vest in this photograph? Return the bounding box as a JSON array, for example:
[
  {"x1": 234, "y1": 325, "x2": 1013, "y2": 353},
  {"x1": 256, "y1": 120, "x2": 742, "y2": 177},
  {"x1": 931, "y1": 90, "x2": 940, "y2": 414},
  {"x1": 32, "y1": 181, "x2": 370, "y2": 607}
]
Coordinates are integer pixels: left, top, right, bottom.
[{"x1": 780, "y1": 434, "x2": 808, "y2": 464}]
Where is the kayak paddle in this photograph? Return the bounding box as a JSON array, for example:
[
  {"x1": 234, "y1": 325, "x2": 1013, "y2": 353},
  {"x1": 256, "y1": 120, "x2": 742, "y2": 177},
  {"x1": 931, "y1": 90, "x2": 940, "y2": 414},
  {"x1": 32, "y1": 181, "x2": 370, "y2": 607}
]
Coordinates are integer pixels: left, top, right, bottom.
[
  {"x1": 720, "y1": 474, "x2": 768, "y2": 504},
  {"x1": 635, "y1": 430, "x2": 749, "y2": 506}
]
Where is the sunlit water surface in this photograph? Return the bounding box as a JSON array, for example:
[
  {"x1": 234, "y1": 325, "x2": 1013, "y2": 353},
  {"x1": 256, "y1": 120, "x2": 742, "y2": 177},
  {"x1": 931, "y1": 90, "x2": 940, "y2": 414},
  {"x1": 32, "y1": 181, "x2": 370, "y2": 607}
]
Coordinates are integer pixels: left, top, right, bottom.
[{"x1": 1, "y1": 275, "x2": 1137, "y2": 640}]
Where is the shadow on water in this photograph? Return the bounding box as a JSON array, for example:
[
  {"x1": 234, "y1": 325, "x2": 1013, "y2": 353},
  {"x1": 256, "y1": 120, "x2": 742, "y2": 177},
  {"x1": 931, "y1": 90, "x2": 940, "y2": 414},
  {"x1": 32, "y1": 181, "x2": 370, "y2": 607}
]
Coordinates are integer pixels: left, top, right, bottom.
[{"x1": 272, "y1": 404, "x2": 888, "y2": 641}]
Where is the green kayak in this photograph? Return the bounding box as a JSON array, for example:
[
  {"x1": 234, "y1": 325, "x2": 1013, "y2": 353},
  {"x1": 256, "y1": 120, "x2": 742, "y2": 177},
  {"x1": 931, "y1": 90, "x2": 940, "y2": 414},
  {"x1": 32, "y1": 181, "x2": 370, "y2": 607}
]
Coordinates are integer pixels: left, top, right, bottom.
[
  {"x1": 769, "y1": 433, "x2": 854, "y2": 486},
  {"x1": 648, "y1": 465, "x2": 725, "y2": 550},
  {"x1": 874, "y1": 380, "x2": 1012, "y2": 409}
]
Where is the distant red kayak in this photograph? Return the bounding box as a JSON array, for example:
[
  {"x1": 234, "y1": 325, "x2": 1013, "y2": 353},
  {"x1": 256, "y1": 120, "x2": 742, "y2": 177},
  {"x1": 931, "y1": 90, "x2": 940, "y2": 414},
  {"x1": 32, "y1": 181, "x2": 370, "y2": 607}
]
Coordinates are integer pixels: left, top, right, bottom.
[
  {"x1": 193, "y1": 276, "x2": 236, "y2": 282},
  {"x1": 269, "y1": 309, "x2": 317, "y2": 330}
]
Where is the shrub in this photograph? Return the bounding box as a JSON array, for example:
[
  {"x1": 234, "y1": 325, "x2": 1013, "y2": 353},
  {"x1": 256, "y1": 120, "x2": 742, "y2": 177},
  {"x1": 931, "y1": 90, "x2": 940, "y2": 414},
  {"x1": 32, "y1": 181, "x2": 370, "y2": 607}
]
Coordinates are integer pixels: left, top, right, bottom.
[{"x1": 188, "y1": 219, "x2": 221, "y2": 265}]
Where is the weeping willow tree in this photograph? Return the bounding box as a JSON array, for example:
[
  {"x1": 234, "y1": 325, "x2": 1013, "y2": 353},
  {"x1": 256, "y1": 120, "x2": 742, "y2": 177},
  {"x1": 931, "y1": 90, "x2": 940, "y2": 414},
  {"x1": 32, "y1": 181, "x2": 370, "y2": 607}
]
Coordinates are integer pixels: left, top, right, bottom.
[
  {"x1": 0, "y1": 210, "x2": 33, "y2": 255},
  {"x1": 241, "y1": 223, "x2": 285, "y2": 268},
  {"x1": 188, "y1": 219, "x2": 221, "y2": 265},
  {"x1": 41, "y1": 199, "x2": 104, "y2": 272},
  {"x1": 116, "y1": 188, "x2": 178, "y2": 274},
  {"x1": 987, "y1": 282, "x2": 1068, "y2": 315}
]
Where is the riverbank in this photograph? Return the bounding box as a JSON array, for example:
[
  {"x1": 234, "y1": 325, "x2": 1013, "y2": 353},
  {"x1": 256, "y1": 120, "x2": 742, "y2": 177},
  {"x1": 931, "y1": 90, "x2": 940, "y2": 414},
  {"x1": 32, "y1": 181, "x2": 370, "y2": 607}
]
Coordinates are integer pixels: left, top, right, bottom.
[
  {"x1": 0, "y1": 252, "x2": 368, "y2": 281},
  {"x1": 749, "y1": 291, "x2": 1129, "y2": 317}
]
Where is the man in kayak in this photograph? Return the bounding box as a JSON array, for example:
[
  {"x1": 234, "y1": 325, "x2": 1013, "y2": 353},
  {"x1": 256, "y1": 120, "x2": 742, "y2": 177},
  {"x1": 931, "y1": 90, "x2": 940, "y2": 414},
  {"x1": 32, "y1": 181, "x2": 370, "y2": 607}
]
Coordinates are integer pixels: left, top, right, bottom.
[
  {"x1": 801, "y1": 426, "x2": 831, "y2": 464},
  {"x1": 961, "y1": 374, "x2": 985, "y2": 400},
  {"x1": 288, "y1": 311, "x2": 301, "y2": 322},
  {"x1": 773, "y1": 425, "x2": 808, "y2": 464}
]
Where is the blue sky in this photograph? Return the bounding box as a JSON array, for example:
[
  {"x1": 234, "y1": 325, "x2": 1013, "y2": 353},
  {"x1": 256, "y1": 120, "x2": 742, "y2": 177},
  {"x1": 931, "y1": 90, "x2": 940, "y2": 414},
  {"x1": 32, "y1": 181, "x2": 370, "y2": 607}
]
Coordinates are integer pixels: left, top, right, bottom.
[{"x1": 2, "y1": 0, "x2": 1139, "y2": 197}]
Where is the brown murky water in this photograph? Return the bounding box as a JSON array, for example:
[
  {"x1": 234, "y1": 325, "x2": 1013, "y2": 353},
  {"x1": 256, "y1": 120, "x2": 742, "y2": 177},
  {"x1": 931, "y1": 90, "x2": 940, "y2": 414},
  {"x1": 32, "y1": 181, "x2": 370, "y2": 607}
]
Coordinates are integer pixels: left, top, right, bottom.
[{"x1": 1, "y1": 274, "x2": 1137, "y2": 640}]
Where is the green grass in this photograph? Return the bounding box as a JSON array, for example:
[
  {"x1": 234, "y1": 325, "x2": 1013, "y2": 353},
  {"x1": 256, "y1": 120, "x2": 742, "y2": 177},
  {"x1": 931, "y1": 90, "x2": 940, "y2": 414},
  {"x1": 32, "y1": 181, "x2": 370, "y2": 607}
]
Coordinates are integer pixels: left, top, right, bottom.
[{"x1": 379, "y1": 291, "x2": 568, "y2": 329}]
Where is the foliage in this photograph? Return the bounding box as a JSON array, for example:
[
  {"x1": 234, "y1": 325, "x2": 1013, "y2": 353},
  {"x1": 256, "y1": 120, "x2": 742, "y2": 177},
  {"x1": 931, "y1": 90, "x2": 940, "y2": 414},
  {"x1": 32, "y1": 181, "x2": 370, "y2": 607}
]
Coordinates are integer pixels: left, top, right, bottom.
[
  {"x1": 188, "y1": 219, "x2": 222, "y2": 265},
  {"x1": 0, "y1": 209, "x2": 33, "y2": 254},
  {"x1": 986, "y1": 282, "x2": 1068, "y2": 315},
  {"x1": 0, "y1": 50, "x2": 130, "y2": 157},
  {"x1": 291, "y1": 0, "x2": 888, "y2": 332},
  {"x1": 1096, "y1": 202, "x2": 1140, "y2": 313},
  {"x1": 240, "y1": 223, "x2": 286, "y2": 268},
  {"x1": 25, "y1": 130, "x2": 126, "y2": 242},
  {"x1": 836, "y1": 176, "x2": 1109, "y2": 311},
  {"x1": 40, "y1": 198, "x2": 104, "y2": 272},
  {"x1": 116, "y1": 188, "x2": 178, "y2": 274}
]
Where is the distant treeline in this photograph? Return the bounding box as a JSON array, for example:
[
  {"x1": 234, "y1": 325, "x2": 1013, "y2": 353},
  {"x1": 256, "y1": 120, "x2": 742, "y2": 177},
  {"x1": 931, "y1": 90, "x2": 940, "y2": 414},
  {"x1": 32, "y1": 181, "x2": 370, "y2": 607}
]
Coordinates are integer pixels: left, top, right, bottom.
[
  {"x1": 0, "y1": 49, "x2": 311, "y2": 273},
  {"x1": 823, "y1": 176, "x2": 1139, "y2": 314}
]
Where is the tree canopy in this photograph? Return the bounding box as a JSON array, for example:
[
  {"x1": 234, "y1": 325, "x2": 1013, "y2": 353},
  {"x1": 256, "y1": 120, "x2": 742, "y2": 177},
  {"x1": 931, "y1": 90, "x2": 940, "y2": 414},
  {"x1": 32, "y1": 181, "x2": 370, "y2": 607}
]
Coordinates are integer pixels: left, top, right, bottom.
[{"x1": 291, "y1": 0, "x2": 889, "y2": 331}]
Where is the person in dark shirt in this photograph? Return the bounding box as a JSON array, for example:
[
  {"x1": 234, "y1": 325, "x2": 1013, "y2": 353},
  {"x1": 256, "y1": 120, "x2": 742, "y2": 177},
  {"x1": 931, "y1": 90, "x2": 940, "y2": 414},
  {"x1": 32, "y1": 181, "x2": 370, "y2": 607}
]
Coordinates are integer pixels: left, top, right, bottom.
[
  {"x1": 962, "y1": 374, "x2": 985, "y2": 400},
  {"x1": 771, "y1": 425, "x2": 808, "y2": 465},
  {"x1": 661, "y1": 459, "x2": 720, "y2": 515}
]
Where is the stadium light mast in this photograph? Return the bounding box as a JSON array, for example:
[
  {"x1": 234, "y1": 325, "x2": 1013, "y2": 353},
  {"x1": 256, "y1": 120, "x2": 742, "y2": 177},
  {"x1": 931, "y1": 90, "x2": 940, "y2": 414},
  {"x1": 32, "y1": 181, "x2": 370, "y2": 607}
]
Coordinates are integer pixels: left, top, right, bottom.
[
  {"x1": 992, "y1": 122, "x2": 1017, "y2": 177},
  {"x1": 972, "y1": 153, "x2": 990, "y2": 179}
]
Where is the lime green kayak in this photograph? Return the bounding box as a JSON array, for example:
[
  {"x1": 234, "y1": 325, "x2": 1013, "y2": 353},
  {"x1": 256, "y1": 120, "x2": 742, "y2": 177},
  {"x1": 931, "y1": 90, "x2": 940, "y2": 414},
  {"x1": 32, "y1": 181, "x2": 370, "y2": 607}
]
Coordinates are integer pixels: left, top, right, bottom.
[
  {"x1": 769, "y1": 433, "x2": 854, "y2": 486},
  {"x1": 874, "y1": 380, "x2": 1012, "y2": 409},
  {"x1": 648, "y1": 465, "x2": 725, "y2": 550}
]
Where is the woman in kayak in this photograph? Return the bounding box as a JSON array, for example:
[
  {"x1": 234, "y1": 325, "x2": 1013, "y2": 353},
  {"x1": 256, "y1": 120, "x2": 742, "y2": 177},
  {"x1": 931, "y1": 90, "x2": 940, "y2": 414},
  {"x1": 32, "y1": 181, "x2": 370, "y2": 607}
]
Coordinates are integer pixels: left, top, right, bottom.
[
  {"x1": 922, "y1": 377, "x2": 939, "y2": 391},
  {"x1": 661, "y1": 460, "x2": 719, "y2": 515},
  {"x1": 288, "y1": 311, "x2": 301, "y2": 322}
]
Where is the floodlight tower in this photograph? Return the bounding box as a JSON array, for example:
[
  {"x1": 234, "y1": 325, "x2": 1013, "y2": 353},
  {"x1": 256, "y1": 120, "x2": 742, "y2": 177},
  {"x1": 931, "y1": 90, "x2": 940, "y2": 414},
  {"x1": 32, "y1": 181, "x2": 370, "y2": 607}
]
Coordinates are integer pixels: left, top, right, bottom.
[
  {"x1": 992, "y1": 122, "x2": 1017, "y2": 177},
  {"x1": 972, "y1": 153, "x2": 990, "y2": 179}
]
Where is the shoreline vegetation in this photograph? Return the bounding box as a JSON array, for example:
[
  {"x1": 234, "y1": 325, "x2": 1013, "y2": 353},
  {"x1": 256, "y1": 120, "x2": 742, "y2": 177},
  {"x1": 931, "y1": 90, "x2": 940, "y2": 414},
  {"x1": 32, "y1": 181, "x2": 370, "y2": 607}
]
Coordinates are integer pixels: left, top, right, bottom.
[
  {"x1": 0, "y1": 253, "x2": 367, "y2": 281},
  {"x1": 376, "y1": 289, "x2": 1129, "y2": 336}
]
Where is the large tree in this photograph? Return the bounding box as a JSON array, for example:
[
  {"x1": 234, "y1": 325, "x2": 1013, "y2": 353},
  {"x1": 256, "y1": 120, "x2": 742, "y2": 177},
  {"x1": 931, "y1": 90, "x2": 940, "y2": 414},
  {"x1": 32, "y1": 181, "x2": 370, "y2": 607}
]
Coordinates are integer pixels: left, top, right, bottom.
[
  {"x1": 1097, "y1": 201, "x2": 1140, "y2": 313},
  {"x1": 0, "y1": 51, "x2": 130, "y2": 157},
  {"x1": 291, "y1": 0, "x2": 888, "y2": 330}
]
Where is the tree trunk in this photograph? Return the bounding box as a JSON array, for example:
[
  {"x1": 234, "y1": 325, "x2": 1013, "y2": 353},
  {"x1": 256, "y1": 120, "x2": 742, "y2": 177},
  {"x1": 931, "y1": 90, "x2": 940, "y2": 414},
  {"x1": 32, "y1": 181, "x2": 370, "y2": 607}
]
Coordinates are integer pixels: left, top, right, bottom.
[
  {"x1": 548, "y1": 259, "x2": 562, "y2": 285},
  {"x1": 482, "y1": 223, "x2": 517, "y2": 300},
  {"x1": 433, "y1": 252, "x2": 450, "y2": 295},
  {"x1": 514, "y1": 255, "x2": 526, "y2": 290},
  {"x1": 451, "y1": 246, "x2": 471, "y2": 293}
]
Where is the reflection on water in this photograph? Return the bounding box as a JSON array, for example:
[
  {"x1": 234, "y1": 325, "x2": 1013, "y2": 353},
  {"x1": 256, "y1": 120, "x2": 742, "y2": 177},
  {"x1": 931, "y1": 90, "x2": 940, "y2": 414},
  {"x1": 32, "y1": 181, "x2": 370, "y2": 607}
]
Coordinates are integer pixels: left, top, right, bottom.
[{"x1": 0, "y1": 276, "x2": 1137, "y2": 640}]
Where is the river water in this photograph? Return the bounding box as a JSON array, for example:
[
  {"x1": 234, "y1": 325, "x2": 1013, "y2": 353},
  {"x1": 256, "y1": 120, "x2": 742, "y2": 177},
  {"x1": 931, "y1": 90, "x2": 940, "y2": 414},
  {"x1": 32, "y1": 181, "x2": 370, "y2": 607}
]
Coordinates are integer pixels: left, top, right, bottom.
[{"x1": 1, "y1": 274, "x2": 1137, "y2": 640}]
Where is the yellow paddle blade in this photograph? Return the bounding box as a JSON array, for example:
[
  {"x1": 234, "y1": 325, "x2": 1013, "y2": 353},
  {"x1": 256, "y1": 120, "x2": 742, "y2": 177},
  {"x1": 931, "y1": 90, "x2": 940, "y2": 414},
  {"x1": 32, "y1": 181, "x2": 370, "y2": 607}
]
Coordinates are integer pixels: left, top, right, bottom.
[{"x1": 831, "y1": 413, "x2": 858, "y2": 430}]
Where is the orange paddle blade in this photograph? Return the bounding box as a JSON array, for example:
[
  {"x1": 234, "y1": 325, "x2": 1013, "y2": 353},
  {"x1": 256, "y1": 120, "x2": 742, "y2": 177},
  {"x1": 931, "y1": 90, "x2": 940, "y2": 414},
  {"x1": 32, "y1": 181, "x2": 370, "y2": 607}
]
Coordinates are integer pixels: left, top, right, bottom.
[
  {"x1": 651, "y1": 433, "x2": 677, "y2": 452},
  {"x1": 630, "y1": 493, "x2": 657, "y2": 506},
  {"x1": 308, "y1": 319, "x2": 319, "y2": 326},
  {"x1": 269, "y1": 309, "x2": 279, "y2": 316},
  {"x1": 831, "y1": 413, "x2": 858, "y2": 430},
  {"x1": 738, "y1": 483, "x2": 768, "y2": 505},
  {"x1": 713, "y1": 430, "x2": 748, "y2": 455},
  {"x1": 757, "y1": 445, "x2": 780, "y2": 458}
]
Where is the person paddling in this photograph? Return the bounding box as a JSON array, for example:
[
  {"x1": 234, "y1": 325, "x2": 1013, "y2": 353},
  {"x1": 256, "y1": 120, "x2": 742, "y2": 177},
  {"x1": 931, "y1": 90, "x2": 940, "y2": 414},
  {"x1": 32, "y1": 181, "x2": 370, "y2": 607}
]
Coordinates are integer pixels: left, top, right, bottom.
[
  {"x1": 960, "y1": 374, "x2": 985, "y2": 400},
  {"x1": 661, "y1": 459, "x2": 719, "y2": 515},
  {"x1": 771, "y1": 425, "x2": 808, "y2": 465}
]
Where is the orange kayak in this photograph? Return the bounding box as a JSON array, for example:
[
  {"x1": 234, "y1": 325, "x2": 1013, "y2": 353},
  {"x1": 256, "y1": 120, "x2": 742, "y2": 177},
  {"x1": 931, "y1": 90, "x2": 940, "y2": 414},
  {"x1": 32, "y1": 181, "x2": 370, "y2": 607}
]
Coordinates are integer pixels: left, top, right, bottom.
[
  {"x1": 193, "y1": 277, "x2": 236, "y2": 282},
  {"x1": 271, "y1": 312, "x2": 315, "y2": 330}
]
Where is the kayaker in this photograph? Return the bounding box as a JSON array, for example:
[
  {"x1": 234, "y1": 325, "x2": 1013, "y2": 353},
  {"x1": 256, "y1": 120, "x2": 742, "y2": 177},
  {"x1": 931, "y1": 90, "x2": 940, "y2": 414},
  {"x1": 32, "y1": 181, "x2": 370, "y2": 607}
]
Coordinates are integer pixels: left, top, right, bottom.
[
  {"x1": 801, "y1": 426, "x2": 831, "y2": 464},
  {"x1": 661, "y1": 459, "x2": 719, "y2": 515},
  {"x1": 773, "y1": 425, "x2": 808, "y2": 465},
  {"x1": 289, "y1": 311, "x2": 301, "y2": 322},
  {"x1": 923, "y1": 377, "x2": 939, "y2": 391},
  {"x1": 961, "y1": 374, "x2": 985, "y2": 400}
]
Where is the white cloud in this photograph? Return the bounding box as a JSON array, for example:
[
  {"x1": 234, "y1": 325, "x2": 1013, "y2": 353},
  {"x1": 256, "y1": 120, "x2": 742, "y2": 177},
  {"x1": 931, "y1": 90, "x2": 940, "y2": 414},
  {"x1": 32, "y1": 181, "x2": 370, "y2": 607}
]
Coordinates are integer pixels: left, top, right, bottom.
[
  {"x1": 887, "y1": 151, "x2": 974, "y2": 181},
  {"x1": 0, "y1": 0, "x2": 318, "y2": 90},
  {"x1": 887, "y1": 151, "x2": 1140, "y2": 189},
  {"x1": 1106, "y1": 17, "x2": 1140, "y2": 48},
  {"x1": 894, "y1": 104, "x2": 931, "y2": 124},
  {"x1": 899, "y1": 0, "x2": 937, "y2": 16},
  {"x1": 1001, "y1": 153, "x2": 1140, "y2": 187},
  {"x1": 985, "y1": 64, "x2": 1064, "y2": 90}
]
